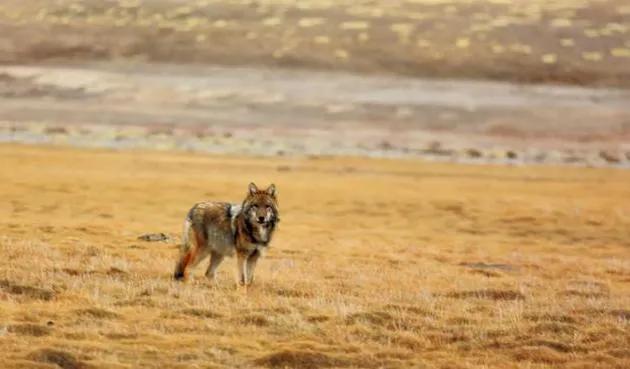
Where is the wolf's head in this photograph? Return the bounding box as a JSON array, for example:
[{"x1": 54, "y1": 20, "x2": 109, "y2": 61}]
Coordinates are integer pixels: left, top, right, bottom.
[{"x1": 241, "y1": 182, "x2": 279, "y2": 244}]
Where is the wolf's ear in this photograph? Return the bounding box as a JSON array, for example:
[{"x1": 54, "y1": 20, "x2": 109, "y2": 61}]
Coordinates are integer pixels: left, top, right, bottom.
[
  {"x1": 248, "y1": 182, "x2": 258, "y2": 195},
  {"x1": 266, "y1": 184, "x2": 276, "y2": 197}
]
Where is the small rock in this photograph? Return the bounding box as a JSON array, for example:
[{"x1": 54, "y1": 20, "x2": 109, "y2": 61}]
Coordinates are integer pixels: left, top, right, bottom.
[
  {"x1": 9, "y1": 125, "x2": 27, "y2": 133},
  {"x1": 460, "y1": 262, "x2": 516, "y2": 272},
  {"x1": 563, "y1": 156, "x2": 584, "y2": 164},
  {"x1": 146, "y1": 127, "x2": 173, "y2": 136},
  {"x1": 465, "y1": 148, "x2": 483, "y2": 158},
  {"x1": 422, "y1": 141, "x2": 453, "y2": 156},
  {"x1": 599, "y1": 150, "x2": 621, "y2": 164},
  {"x1": 506, "y1": 150, "x2": 518, "y2": 160},
  {"x1": 427, "y1": 141, "x2": 442, "y2": 151},
  {"x1": 193, "y1": 129, "x2": 208, "y2": 139},
  {"x1": 139, "y1": 289, "x2": 152, "y2": 297},
  {"x1": 138, "y1": 233, "x2": 170, "y2": 242},
  {"x1": 562, "y1": 150, "x2": 584, "y2": 164},
  {"x1": 107, "y1": 267, "x2": 127, "y2": 276},
  {"x1": 531, "y1": 152, "x2": 547, "y2": 163},
  {"x1": 44, "y1": 126, "x2": 68, "y2": 135},
  {"x1": 379, "y1": 140, "x2": 394, "y2": 150}
]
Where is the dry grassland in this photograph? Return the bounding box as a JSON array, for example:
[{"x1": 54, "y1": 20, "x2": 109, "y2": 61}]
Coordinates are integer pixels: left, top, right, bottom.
[{"x1": 0, "y1": 144, "x2": 629, "y2": 368}]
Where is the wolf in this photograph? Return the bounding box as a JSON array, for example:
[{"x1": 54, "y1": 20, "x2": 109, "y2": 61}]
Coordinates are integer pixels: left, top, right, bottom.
[{"x1": 173, "y1": 183, "x2": 279, "y2": 285}]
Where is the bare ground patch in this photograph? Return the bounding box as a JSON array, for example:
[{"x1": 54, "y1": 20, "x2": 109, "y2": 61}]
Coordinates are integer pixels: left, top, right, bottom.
[
  {"x1": 445, "y1": 289, "x2": 525, "y2": 301},
  {"x1": 73, "y1": 308, "x2": 120, "y2": 320},
  {"x1": 0, "y1": 279, "x2": 55, "y2": 301},
  {"x1": 253, "y1": 350, "x2": 347, "y2": 369},
  {"x1": 7, "y1": 323, "x2": 52, "y2": 337},
  {"x1": 27, "y1": 349, "x2": 90, "y2": 369}
]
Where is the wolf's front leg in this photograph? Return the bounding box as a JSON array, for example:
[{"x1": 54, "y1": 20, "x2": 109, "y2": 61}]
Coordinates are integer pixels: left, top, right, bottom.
[
  {"x1": 205, "y1": 251, "x2": 225, "y2": 283},
  {"x1": 246, "y1": 250, "x2": 261, "y2": 285},
  {"x1": 236, "y1": 251, "x2": 249, "y2": 286}
]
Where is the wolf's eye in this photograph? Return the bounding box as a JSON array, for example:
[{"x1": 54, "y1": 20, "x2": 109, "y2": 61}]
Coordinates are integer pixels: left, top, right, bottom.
[
  {"x1": 251, "y1": 205, "x2": 258, "y2": 211},
  {"x1": 266, "y1": 205, "x2": 271, "y2": 211}
]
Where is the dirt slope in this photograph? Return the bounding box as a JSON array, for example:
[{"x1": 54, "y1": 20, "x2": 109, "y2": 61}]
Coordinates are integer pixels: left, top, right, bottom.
[{"x1": 1, "y1": 0, "x2": 629, "y2": 87}]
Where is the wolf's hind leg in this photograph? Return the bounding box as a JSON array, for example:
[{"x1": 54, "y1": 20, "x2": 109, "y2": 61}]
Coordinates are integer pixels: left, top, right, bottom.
[
  {"x1": 173, "y1": 224, "x2": 207, "y2": 280},
  {"x1": 205, "y1": 251, "x2": 225, "y2": 282}
]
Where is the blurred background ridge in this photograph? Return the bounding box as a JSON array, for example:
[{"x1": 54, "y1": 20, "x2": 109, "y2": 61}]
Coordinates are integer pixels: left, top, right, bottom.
[{"x1": 0, "y1": 0, "x2": 629, "y2": 166}]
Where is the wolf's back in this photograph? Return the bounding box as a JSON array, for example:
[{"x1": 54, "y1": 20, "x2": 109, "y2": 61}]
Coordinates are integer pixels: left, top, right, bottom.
[{"x1": 181, "y1": 201, "x2": 239, "y2": 255}]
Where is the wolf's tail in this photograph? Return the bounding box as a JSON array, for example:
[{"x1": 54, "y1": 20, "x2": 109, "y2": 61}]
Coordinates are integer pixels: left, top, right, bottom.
[
  {"x1": 181, "y1": 216, "x2": 192, "y2": 251},
  {"x1": 173, "y1": 214, "x2": 194, "y2": 280}
]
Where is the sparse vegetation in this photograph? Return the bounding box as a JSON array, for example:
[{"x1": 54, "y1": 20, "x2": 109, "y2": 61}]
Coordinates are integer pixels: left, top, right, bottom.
[
  {"x1": 1, "y1": 144, "x2": 628, "y2": 368},
  {"x1": 0, "y1": 0, "x2": 629, "y2": 86}
]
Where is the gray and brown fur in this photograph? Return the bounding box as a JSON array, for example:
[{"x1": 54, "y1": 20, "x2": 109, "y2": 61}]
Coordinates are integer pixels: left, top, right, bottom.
[{"x1": 173, "y1": 183, "x2": 279, "y2": 285}]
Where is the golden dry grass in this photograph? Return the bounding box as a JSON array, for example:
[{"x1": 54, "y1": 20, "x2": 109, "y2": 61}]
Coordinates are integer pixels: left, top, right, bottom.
[{"x1": 0, "y1": 144, "x2": 629, "y2": 368}]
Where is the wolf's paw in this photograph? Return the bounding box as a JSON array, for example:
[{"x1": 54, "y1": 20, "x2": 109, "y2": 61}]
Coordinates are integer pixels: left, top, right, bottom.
[
  {"x1": 205, "y1": 275, "x2": 218, "y2": 286},
  {"x1": 173, "y1": 271, "x2": 186, "y2": 281},
  {"x1": 236, "y1": 280, "x2": 250, "y2": 293}
]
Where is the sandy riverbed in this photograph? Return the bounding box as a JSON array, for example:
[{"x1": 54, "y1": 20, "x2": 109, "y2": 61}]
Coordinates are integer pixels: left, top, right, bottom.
[{"x1": 2, "y1": 63, "x2": 630, "y2": 167}]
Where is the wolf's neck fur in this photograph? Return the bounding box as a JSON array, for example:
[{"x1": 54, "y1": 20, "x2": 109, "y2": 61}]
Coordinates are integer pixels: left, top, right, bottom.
[{"x1": 232, "y1": 204, "x2": 275, "y2": 249}]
